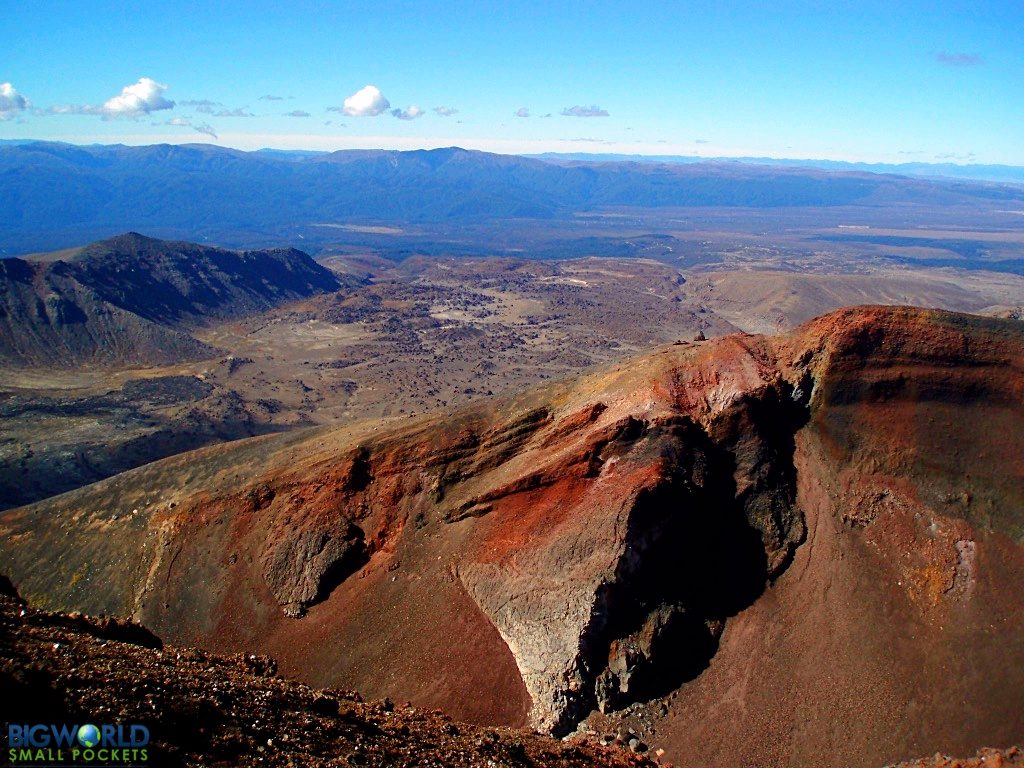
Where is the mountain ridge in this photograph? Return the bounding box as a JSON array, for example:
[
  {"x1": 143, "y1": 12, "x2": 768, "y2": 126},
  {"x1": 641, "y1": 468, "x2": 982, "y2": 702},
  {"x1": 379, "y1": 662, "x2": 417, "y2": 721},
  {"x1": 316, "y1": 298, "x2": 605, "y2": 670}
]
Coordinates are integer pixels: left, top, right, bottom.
[{"x1": 0, "y1": 232, "x2": 346, "y2": 367}]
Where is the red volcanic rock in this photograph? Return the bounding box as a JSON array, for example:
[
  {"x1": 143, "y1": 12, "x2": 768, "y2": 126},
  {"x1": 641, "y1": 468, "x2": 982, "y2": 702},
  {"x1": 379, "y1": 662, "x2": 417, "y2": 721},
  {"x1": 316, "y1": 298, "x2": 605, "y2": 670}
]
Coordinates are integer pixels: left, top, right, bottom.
[{"x1": 2, "y1": 306, "x2": 1023, "y2": 767}]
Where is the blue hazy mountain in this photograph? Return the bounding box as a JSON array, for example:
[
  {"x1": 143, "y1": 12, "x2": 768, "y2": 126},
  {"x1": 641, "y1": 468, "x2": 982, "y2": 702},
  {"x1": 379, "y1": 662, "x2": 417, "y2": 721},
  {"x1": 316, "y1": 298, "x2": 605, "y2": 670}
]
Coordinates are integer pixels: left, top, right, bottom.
[
  {"x1": 531, "y1": 153, "x2": 1024, "y2": 185},
  {"x1": 3, "y1": 142, "x2": 1023, "y2": 255}
]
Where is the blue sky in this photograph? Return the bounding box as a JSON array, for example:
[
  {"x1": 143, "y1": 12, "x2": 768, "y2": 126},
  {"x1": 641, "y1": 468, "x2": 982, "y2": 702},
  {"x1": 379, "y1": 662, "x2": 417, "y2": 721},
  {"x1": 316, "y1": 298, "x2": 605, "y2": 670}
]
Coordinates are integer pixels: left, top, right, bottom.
[{"x1": 2, "y1": 0, "x2": 1021, "y2": 163}]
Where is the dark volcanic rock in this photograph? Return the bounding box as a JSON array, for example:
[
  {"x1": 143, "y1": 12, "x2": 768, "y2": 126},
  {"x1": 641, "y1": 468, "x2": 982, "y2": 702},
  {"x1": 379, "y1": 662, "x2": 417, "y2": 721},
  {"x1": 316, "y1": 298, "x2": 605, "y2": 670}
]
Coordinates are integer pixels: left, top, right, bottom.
[
  {"x1": 0, "y1": 255, "x2": 214, "y2": 367},
  {"x1": 71, "y1": 232, "x2": 343, "y2": 326},
  {"x1": 263, "y1": 524, "x2": 369, "y2": 617},
  {"x1": 0, "y1": 232, "x2": 348, "y2": 368}
]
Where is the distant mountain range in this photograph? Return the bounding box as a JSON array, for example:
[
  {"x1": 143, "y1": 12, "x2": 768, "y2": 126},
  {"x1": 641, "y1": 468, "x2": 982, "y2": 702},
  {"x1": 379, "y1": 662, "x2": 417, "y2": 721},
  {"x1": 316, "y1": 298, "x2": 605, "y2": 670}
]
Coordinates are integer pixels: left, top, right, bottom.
[
  {"x1": 0, "y1": 232, "x2": 346, "y2": 367},
  {"x1": 530, "y1": 153, "x2": 1024, "y2": 185},
  {"x1": 2, "y1": 141, "x2": 1023, "y2": 255}
]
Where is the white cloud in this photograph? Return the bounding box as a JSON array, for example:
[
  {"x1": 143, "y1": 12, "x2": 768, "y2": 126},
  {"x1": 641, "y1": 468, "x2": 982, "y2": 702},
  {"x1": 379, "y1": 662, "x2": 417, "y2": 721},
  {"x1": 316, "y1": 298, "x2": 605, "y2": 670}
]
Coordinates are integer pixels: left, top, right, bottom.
[
  {"x1": 47, "y1": 104, "x2": 90, "y2": 115},
  {"x1": 391, "y1": 105, "x2": 423, "y2": 121},
  {"x1": 0, "y1": 83, "x2": 29, "y2": 120},
  {"x1": 514, "y1": 107, "x2": 530, "y2": 118},
  {"x1": 433, "y1": 105, "x2": 457, "y2": 116},
  {"x1": 341, "y1": 85, "x2": 390, "y2": 117},
  {"x1": 49, "y1": 78, "x2": 175, "y2": 119},
  {"x1": 103, "y1": 77, "x2": 175, "y2": 117},
  {"x1": 286, "y1": 110, "x2": 311, "y2": 118},
  {"x1": 561, "y1": 105, "x2": 609, "y2": 117}
]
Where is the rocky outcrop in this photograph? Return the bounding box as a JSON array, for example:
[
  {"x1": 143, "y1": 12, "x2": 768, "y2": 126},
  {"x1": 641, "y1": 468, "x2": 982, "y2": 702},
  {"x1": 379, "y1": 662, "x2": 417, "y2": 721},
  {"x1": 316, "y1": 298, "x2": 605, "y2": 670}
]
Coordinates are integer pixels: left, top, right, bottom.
[
  {"x1": 457, "y1": 398, "x2": 807, "y2": 734},
  {"x1": 263, "y1": 523, "x2": 368, "y2": 616}
]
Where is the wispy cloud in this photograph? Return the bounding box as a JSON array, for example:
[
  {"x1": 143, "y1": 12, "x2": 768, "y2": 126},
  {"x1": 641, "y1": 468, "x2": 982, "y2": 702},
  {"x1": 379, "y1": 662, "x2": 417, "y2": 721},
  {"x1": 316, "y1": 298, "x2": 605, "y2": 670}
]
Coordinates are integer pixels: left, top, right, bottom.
[
  {"x1": 935, "y1": 51, "x2": 983, "y2": 66},
  {"x1": 0, "y1": 83, "x2": 29, "y2": 121},
  {"x1": 258, "y1": 94, "x2": 290, "y2": 101},
  {"x1": 561, "y1": 105, "x2": 609, "y2": 118},
  {"x1": 285, "y1": 110, "x2": 310, "y2": 118},
  {"x1": 165, "y1": 116, "x2": 217, "y2": 139},
  {"x1": 935, "y1": 151, "x2": 977, "y2": 161},
  {"x1": 191, "y1": 122, "x2": 217, "y2": 139},
  {"x1": 337, "y1": 85, "x2": 390, "y2": 117},
  {"x1": 46, "y1": 104, "x2": 92, "y2": 115},
  {"x1": 514, "y1": 107, "x2": 530, "y2": 118},
  {"x1": 211, "y1": 107, "x2": 254, "y2": 117},
  {"x1": 433, "y1": 105, "x2": 457, "y2": 116},
  {"x1": 391, "y1": 105, "x2": 423, "y2": 120},
  {"x1": 180, "y1": 99, "x2": 220, "y2": 109},
  {"x1": 181, "y1": 101, "x2": 252, "y2": 117}
]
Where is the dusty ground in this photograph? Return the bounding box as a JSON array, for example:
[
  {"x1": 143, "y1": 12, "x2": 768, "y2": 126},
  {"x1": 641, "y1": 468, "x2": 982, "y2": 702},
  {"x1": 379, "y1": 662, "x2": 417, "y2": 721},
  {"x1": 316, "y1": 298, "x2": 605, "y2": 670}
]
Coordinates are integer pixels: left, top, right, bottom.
[
  {"x1": 2, "y1": 252, "x2": 1022, "y2": 510},
  {"x1": 888, "y1": 749, "x2": 1024, "y2": 768}
]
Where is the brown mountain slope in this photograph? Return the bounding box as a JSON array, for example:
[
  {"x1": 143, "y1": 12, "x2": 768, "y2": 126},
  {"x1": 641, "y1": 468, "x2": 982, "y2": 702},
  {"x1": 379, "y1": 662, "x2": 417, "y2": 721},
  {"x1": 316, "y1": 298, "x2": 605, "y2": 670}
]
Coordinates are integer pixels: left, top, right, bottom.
[
  {"x1": 64, "y1": 233, "x2": 345, "y2": 326},
  {"x1": 0, "y1": 256, "x2": 214, "y2": 367},
  {"x1": 688, "y1": 267, "x2": 1024, "y2": 334},
  {"x1": 2, "y1": 306, "x2": 1022, "y2": 767},
  {"x1": 1, "y1": 577, "x2": 1017, "y2": 768},
  {"x1": 0, "y1": 232, "x2": 346, "y2": 368}
]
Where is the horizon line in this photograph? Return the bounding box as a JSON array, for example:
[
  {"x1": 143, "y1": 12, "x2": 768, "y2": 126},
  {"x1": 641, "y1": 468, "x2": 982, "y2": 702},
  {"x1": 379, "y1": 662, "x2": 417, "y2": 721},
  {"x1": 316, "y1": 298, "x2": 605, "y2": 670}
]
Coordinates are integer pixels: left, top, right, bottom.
[{"x1": 2, "y1": 136, "x2": 1021, "y2": 173}]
